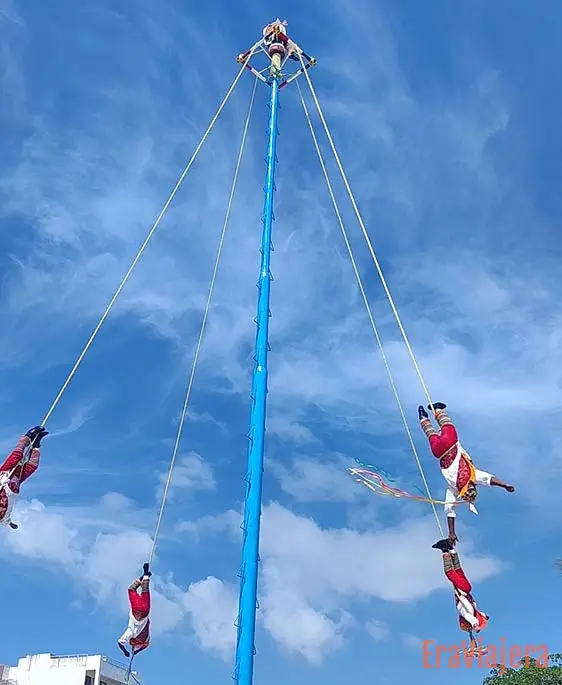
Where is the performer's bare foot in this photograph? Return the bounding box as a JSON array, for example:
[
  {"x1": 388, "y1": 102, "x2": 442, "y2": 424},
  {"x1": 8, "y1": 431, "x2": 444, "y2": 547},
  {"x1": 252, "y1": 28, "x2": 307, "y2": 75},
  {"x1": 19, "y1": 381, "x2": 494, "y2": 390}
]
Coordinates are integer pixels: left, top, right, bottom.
[{"x1": 505, "y1": 484, "x2": 515, "y2": 492}]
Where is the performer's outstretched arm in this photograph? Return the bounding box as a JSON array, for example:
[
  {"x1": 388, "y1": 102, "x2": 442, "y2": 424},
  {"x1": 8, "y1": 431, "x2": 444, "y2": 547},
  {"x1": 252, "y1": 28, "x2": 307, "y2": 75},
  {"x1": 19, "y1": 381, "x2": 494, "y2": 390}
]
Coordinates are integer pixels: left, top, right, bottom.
[
  {"x1": 444, "y1": 488, "x2": 459, "y2": 543},
  {"x1": 447, "y1": 515, "x2": 457, "y2": 543},
  {"x1": 490, "y1": 476, "x2": 515, "y2": 492}
]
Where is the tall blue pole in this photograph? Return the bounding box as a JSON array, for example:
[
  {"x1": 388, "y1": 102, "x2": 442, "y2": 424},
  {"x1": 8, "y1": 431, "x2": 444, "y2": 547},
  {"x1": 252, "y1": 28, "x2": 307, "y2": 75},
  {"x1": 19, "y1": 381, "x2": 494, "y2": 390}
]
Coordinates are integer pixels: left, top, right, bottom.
[{"x1": 233, "y1": 76, "x2": 280, "y2": 685}]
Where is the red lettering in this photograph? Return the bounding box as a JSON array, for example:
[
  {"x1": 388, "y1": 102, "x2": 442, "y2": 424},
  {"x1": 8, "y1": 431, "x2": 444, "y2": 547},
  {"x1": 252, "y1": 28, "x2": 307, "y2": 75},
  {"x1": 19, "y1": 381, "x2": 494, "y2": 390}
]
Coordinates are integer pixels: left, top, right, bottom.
[
  {"x1": 509, "y1": 645, "x2": 521, "y2": 669},
  {"x1": 534, "y1": 645, "x2": 549, "y2": 668},
  {"x1": 485, "y1": 645, "x2": 498, "y2": 669},
  {"x1": 435, "y1": 644, "x2": 447, "y2": 669},
  {"x1": 447, "y1": 645, "x2": 460, "y2": 668},
  {"x1": 422, "y1": 640, "x2": 434, "y2": 669}
]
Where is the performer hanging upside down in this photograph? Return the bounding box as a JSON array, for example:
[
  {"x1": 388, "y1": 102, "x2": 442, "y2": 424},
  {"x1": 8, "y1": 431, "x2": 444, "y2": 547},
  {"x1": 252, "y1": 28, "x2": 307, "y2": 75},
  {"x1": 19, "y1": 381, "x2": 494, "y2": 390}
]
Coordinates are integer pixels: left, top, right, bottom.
[
  {"x1": 433, "y1": 538, "x2": 489, "y2": 642},
  {"x1": 418, "y1": 402, "x2": 514, "y2": 544},
  {"x1": 0, "y1": 426, "x2": 48, "y2": 530},
  {"x1": 118, "y1": 564, "x2": 152, "y2": 658}
]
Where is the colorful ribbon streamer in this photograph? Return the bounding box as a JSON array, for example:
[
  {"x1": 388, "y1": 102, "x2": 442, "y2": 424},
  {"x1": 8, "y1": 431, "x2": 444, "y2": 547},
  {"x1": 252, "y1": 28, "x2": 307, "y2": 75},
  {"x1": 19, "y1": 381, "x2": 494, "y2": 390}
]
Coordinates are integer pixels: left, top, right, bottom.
[{"x1": 348, "y1": 460, "x2": 469, "y2": 507}]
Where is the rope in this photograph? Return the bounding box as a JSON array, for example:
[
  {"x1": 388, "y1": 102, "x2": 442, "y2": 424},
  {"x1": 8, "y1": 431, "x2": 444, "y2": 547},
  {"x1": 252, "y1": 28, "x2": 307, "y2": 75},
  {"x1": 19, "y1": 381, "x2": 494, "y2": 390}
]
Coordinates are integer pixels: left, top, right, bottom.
[
  {"x1": 148, "y1": 76, "x2": 258, "y2": 565},
  {"x1": 298, "y1": 56, "x2": 434, "y2": 412},
  {"x1": 296, "y1": 82, "x2": 444, "y2": 537},
  {"x1": 125, "y1": 653, "x2": 134, "y2": 685},
  {"x1": 40, "y1": 40, "x2": 262, "y2": 428},
  {"x1": 124, "y1": 652, "x2": 142, "y2": 685}
]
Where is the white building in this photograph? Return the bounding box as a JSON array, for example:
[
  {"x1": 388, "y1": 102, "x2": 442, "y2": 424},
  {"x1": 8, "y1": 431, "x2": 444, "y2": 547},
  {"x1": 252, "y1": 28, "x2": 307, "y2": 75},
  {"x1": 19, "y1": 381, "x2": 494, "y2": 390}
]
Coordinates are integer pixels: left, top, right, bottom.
[{"x1": 0, "y1": 653, "x2": 142, "y2": 685}]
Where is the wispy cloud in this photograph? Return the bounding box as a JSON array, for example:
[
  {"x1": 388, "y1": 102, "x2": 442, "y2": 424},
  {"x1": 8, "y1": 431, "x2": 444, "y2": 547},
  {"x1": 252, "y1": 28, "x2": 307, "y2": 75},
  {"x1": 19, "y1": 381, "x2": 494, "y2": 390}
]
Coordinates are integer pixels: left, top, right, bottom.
[
  {"x1": 47, "y1": 401, "x2": 99, "y2": 438},
  {"x1": 1, "y1": 0, "x2": 561, "y2": 679},
  {"x1": 366, "y1": 619, "x2": 390, "y2": 642},
  {"x1": 0, "y1": 0, "x2": 26, "y2": 126},
  {"x1": 156, "y1": 452, "x2": 216, "y2": 502},
  {"x1": 270, "y1": 453, "x2": 362, "y2": 503},
  {"x1": 402, "y1": 634, "x2": 425, "y2": 651}
]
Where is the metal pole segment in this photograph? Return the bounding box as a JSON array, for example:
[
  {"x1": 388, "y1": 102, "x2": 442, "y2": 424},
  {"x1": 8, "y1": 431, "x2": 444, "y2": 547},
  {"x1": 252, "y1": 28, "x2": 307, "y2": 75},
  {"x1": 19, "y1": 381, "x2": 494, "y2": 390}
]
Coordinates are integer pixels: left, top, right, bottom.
[{"x1": 233, "y1": 75, "x2": 280, "y2": 685}]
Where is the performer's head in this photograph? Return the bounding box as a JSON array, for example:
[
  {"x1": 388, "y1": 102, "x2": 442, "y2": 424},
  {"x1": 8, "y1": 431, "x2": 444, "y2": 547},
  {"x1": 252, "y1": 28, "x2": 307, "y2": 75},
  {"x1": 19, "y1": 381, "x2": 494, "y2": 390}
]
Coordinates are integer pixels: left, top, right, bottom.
[{"x1": 462, "y1": 482, "x2": 478, "y2": 503}]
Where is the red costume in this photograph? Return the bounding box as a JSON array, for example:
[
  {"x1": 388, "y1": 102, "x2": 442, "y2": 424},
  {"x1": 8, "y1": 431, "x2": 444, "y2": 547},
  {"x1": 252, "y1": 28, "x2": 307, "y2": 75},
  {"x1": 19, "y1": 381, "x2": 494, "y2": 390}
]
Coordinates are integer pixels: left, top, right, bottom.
[
  {"x1": 0, "y1": 436, "x2": 40, "y2": 527},
  {"x1": 118, "y1": 572, "x2": 151, "y2": 657},
  {"x1": 421, "y1": 410, "x2": 474, "y2": 492},
  {"x1": 443, "y1": 550, "x2": 488, "y2": 633},
  {"x1": 420, "y1": 406, "x2": 493, "y2": 516}
]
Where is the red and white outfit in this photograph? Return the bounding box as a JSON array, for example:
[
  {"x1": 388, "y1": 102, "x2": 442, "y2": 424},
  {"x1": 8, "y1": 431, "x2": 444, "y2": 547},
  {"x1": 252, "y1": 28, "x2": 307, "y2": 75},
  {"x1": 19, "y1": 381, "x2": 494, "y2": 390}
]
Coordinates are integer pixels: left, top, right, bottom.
[
  {"x1": 420, "y1": 408, "x2": 493, "y2": 517},
  {"x1": 119, "y1": 577, "x2": 151, "y2": 654},
  {"x1": 263, "y1": 19, "x2": 288, "y2": 42},
  {"x1": 263, "y1": 19, "x2": 289, "y2": 59},
  {"x1": 0, "y1": 436, "x2": 40, "y2": 527},
  {"x1": 443, "y1": 551, "x2": 488, "y2": 633}
]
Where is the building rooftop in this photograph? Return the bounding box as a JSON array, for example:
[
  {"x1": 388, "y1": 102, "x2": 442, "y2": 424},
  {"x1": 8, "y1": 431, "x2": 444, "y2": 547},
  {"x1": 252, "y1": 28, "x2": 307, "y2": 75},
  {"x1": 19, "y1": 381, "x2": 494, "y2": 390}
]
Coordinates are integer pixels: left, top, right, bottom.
[{"x1": 0, "y1": 652, "x2": 142, "y2": 685}]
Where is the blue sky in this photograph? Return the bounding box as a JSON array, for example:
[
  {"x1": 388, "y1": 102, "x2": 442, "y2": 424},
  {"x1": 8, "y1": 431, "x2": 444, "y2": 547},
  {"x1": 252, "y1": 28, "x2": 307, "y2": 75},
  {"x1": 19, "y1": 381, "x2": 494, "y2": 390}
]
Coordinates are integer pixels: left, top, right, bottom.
[{"x1": 1, "y1": 0, "x2": 561, "y2": 683}]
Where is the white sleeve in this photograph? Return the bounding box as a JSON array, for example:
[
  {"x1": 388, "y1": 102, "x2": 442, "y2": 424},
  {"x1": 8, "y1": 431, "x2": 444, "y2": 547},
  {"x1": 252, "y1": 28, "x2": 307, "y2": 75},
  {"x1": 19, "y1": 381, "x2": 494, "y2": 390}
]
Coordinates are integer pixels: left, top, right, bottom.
[
  {"x1": 119, "y1": 626, "x2": 133, "y2": 644},
  {"x1": 444, "y1": 487, "x2": 458, "y2": 517},
  {"x1": 456, "y1": 594, "x2": 479, "y2": 628},
  {"x1": 474, "y1": 468, "x2": 493, "y2": 487}
]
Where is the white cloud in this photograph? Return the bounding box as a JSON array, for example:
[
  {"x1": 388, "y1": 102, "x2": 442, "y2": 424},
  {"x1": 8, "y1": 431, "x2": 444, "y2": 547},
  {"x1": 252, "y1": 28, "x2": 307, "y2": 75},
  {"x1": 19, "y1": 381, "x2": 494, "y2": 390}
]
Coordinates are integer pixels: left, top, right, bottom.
[
  {"x1": 5, "y1": 487, "x2": 500, "y2": 666},
  {"x1": 0, "y1": 0, "x2": 558, "y2": 676},
  {"x1": 259, "y1": 503, "x2": 499, "y2": 605},
  {"x1": 262, "y1": 590, "x2": 345, "y2": 664},
  {"x1": 187, "y1": 410, "x2": 229, "y2": 435},
  {"x1": 48, "y1": 402, "x2": 99, "y2": 438},
  {"x1": 0, "y1": 0, "x2": 26, "y2": 126},
  {"x1": 402, "y1": 634, "x2": 425, "y2": 651},
  {"x1": 179, "y1": 502, "x2": 501, "y2": 663},
  {"x1": 0, "y1": 0, "x2": 556, "y2": 527},
  {"x1": 100, "y1": 492, "x2": 137, "y2": 512},
  {"x1": 157, "y1": 452, "x2": 216, "y2": 501},
  {"x1": 0, "y1": 494, "x2": 222, "y2": 649},
  {"x1": 0, "y1": 0, "x2": 517, "y2": 417},
  {"x1": 180, "y1": 576, "x2": 238, "y2": 659},
  {"x1": 176, "y1": 509, "x2": 240, "y2": 540},
  {"x1": 270, "y1": 454, "x2": 362, "y2": 503},
  {"x1": 267, "y1": 416, "x2": 319, "y2": 445},
  {"x1": 366, "y1": 620, "x2": 390, "y2": 642},
  {"x1": 6, "y1": 499, "x2": 81, "y2": 565}
]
